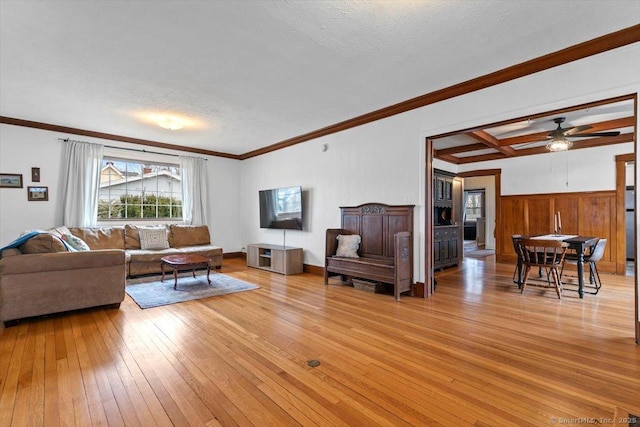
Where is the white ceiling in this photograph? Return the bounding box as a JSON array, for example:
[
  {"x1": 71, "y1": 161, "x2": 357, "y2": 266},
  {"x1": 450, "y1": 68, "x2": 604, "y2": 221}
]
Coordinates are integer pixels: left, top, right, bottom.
[{"x1": 1, "y1": 1, "x2": 639, "y2": 156}]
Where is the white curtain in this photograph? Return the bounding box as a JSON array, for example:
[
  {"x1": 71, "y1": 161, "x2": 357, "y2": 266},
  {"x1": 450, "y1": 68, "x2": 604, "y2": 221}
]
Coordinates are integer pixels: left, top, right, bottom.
[
  {"x1": 60, "y1": 140, "x2": 104, "y2": 227},
  {"x1": 179, "y1": 156, "x2": 209, "y2": 225}
]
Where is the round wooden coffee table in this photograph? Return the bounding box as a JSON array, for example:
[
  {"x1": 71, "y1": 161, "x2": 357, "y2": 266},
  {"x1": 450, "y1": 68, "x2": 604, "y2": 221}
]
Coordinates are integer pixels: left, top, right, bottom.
[{"x1": 161, "y1": 254, "x2": 211, "y2": 289}]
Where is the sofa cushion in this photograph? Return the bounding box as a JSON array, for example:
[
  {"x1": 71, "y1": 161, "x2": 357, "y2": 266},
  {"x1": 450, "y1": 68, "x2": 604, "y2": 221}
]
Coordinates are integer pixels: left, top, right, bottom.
[
  {"x1": 124, "y1": 224, "x2": 142, "y2": 249},
  {"x1": 127, "y1": 248, "x2": 181, "y2": 263},
  {"x1": 68, "y1": 227, "x2": 125, "y2": 250},
  {"x1": 169, "y1": 225, "x2": 210, "y2": 247},
  {"x1": 139, "y1": 227, "x2": 170, "y2": 250},
  {"x1": 19, "y1": 233, "x2": 67, "y2": 254}
]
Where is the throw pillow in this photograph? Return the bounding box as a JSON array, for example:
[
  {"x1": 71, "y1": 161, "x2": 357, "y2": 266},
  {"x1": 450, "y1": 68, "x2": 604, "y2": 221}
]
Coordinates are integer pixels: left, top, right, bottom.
[
  {"x1": 335, "y1": 234, "x2": 361, "y2": 258},
  {"x1": 62, "y1": 233, "x2": 90, "y2": 251},
  {"x1": 49, "y1": 226, "x2": 72, "y2": 240},
  {"x1": 139, "y1": 227, "x2": 170, "y2": 250}
]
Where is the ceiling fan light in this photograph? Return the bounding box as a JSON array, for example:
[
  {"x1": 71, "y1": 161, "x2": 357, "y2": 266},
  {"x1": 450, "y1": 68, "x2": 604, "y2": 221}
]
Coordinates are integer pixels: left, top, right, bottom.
[{"x1": 546, "y1": 136, "x2": 572, "y2": 152}]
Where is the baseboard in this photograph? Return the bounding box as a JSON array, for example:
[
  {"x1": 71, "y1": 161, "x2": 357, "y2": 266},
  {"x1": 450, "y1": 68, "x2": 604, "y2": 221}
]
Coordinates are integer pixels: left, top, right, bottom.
[
  {"x1": 223, "y1": 251, "x2": 244, "y2": 260},
  {"x1": 412, "y1": 282, "x2": 426, "y2": 298},
  {"x1": 304, "y1": 264, "x2": 324, "y2": 276}
]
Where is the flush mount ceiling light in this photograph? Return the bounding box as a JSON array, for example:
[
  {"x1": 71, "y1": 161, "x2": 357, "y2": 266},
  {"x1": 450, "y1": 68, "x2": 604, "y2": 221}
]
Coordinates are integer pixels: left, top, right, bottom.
[
  {"x1": 133, "y1": 111, "x2": 205, "y2": 131},
  {"x1": 155, "y1": 117, "x2": 184, "y2": 130},
  {"x1": 546, "y1": 135, "x2": 573, "y2": 152}
]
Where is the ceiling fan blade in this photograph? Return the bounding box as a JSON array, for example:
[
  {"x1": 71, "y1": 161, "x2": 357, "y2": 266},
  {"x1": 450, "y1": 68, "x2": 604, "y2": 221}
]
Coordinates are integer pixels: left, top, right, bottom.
[
  {"x1": 563, "y1": 125, "x2": 592, "y2": 136},
  {"x1": 568, "y1": 131, "x2": 621, "y2": 138}
]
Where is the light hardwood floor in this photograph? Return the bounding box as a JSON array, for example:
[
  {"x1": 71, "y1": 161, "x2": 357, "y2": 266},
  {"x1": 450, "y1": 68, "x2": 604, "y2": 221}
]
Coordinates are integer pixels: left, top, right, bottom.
[{"x1": 1, "y1": 257, "x2": 638, "y2": 426}]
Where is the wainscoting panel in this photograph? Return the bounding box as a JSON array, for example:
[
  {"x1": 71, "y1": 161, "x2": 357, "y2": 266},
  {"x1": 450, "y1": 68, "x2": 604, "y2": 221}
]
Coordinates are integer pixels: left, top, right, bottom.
[{"x1": 498, "y1": 191, "x2": 618, "y2": 273}]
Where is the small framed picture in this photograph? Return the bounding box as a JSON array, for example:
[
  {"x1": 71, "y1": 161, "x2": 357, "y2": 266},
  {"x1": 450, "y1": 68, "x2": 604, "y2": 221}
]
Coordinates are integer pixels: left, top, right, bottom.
[
  {"x1": 0, "y1": 173, "x2": 23, "y2": 188},
  {"x1": 27, "y1": 186, "x2": 49, "y2": 201},
  {"x1": 31, "y1": 167, "x2": 41, "y2": 182}
]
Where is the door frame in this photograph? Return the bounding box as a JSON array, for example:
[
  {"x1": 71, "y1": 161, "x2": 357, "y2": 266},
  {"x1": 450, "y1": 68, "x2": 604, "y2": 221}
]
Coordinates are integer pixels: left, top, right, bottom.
[
  {"x1": 457, "y1": 169, "x2": 501, "y2": 252},
  {"x1": 422, "y1": 139, "x2": 501, "y2": 297},
  {"x1": 615, "y1": 153, "x2": 638, "y2": 343}
]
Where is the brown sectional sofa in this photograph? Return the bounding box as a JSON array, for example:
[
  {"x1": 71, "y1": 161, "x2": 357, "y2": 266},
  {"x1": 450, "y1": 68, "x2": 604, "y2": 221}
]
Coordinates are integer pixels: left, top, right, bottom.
[
  {"x1": 67, "y1": 224, "x2": 223, "y2": 277},
  {"x1": 0, "y1": 224, "x2": 222, "y2": 324}
]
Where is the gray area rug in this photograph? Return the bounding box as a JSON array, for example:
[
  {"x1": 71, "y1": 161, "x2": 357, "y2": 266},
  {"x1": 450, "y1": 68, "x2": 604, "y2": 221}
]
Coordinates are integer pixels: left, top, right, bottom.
[
  {"x1": 126, "y1": 272, "x2": 259, "y2": 309},
  {"x1": 464, "y1": 249, "x2": 496, "y2": 258}
]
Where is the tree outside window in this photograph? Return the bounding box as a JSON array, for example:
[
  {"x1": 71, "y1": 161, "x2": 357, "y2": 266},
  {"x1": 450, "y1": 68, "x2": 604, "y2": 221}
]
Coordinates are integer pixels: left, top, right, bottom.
[{"x1": 97, "y1": 158, "x2": 182, "y2": 220}]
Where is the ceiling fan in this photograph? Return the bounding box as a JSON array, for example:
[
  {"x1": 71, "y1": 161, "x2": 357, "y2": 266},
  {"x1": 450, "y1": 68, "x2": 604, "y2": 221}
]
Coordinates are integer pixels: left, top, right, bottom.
[
  {"x1": 545, "y1": 117, "x2": 620, "y2": 152},
  {"x1": 548, "y1": 117, "x2": 620, "y2": 139}
]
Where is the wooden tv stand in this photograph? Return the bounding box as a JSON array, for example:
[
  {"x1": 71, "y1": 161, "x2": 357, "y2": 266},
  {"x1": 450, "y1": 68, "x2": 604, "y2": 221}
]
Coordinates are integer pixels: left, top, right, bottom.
[{"x1": 246, "y1": 244, "x2": 303, "y2": 275}]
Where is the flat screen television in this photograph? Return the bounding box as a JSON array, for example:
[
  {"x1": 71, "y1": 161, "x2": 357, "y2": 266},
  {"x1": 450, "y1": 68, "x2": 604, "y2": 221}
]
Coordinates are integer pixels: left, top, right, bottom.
[{"x1": 259, "y1": 186, "x2": 303, "y2": 230}]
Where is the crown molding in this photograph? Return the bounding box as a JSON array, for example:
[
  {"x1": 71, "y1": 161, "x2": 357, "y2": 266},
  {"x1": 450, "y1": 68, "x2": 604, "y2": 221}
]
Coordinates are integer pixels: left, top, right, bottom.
[
  {"x1": 241, "y1": 24, "x2": 640, "y2": 159},
  {"x1": 2, "y1": 24, "x2": 639, "y2": 161},
  {"x1": 0, "y1": 116, "x2": 241, "y2": 160}
]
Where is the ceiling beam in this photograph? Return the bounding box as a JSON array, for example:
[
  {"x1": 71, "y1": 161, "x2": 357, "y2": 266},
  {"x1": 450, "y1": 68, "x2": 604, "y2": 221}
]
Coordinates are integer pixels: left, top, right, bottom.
[
  {"x1": 467, "y1": 130, "x2": 516, "y2": 156},
  {"x1": 435, "y1": 142, "x2": 487, "y2": 155},
  {"x1": 453, "y1": 133, "x2": 634, "y2": 164},
  {"x1": 433, "y1": 153, "x2": 461, "y2": 164}
]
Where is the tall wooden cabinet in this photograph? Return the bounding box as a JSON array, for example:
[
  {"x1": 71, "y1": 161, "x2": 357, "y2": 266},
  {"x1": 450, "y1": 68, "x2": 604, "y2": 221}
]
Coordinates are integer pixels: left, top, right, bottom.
[{"x1": 433, "y1": 169, "x2": 462, "y2": 269}]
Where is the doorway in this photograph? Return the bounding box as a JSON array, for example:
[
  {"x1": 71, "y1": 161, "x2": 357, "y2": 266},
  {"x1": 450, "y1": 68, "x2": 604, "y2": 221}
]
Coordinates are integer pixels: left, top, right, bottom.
[{"x1": 625, "y1": 165, "x2": 635, "y2": 276}]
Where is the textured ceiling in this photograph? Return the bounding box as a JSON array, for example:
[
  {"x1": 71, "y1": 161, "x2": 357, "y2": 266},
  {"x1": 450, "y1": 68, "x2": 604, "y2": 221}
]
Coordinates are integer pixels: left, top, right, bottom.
[{"x1": 1, "y1": 1, "x2": 639, "y2": 156}]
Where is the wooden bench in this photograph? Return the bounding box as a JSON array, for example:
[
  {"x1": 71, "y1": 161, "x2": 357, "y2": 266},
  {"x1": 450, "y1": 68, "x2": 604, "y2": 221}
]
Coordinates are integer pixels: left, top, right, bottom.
[{"x1": 324, "y1": 203, "x2": 414, "y2": 301}]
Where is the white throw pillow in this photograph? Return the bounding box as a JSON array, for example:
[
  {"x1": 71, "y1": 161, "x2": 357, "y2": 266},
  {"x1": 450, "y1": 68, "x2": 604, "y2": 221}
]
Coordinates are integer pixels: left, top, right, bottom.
[
  {"x1": 335, "y1": 234, "x2": 361, "y2": 258},
  {"x1": 62, "y1": 233, "x2": 90, "y2": 251},
  {"x1": 139, "y1": 227, "x2": 170, "y2": 250}
]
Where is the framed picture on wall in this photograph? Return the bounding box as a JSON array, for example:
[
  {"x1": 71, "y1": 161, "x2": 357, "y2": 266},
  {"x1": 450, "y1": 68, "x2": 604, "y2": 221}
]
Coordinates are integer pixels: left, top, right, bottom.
[
  {"x1": 31, "y1": 167, "x2": 40, "y2": 182},
  {"x1": 0, "y1": 173, "x2": 23, "y2": 188},
  {"x1": 27, "y1": 186, "x2": 48, "y2": 201}
]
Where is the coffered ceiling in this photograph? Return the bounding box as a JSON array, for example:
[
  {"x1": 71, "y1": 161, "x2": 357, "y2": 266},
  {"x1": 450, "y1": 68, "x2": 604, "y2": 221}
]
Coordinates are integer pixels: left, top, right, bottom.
[
  {"x1": 1, "y1": 1, "x2": 639, "y2": 158},
  {"x1": 432, "y1": 96, "x2": 636, "y2": 164}
]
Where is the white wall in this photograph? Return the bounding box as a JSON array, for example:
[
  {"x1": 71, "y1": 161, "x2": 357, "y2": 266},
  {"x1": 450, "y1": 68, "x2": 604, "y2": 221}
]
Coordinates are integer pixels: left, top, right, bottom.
[
  {"x1": 0, "y1": 125, "x2": 244, "y2": 252},
  {"x1": 240, "y1": 43, "x2": 640, "y2": 286},
  {"x1": 240, "y1": 112, "x2": 424, "y2": 268}
]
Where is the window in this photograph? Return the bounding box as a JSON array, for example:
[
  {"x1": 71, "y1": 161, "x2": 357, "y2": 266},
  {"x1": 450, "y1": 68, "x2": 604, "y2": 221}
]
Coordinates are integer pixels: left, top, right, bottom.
[
  {"x1": 98, "y1": 157, "x2": 182, "y2": 220},
  {"x1": 464, "y1": 190, "x2": 485, "y2": 222}
]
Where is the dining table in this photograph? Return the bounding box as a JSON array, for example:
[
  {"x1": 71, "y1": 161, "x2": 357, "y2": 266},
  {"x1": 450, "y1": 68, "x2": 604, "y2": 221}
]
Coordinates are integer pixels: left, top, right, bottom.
[{"x1": 521, "y1": 234, "x2": 600, "y2": 298}]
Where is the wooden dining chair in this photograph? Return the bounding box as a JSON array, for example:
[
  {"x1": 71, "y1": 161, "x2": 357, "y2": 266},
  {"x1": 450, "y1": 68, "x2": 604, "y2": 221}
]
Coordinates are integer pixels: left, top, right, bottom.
[
  {"x1": 516, "y1": 238, "x2": 569, "y2": 299},
  {"x1": 511, "y1": 234, "x2": 524, "y2": 286},
  {"x1": 561, "y1": 238, "x2": 606, "y2": 295}
]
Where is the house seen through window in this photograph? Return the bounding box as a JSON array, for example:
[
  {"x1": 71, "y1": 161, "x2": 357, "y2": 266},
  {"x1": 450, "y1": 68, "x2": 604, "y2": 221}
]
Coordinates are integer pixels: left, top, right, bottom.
[{"x1": 98, "y1": 157, "x2": 182, "y2": 220}]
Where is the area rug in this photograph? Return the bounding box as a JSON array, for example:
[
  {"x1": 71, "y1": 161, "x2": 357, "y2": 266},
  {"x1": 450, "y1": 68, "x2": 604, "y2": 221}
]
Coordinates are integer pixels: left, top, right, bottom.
[
  {"x1": 125, "y1": 273, "x2": 259, "y2": 309},
  {"x1": 464, "y1": 249, "x2": 496, "y2": 258}
]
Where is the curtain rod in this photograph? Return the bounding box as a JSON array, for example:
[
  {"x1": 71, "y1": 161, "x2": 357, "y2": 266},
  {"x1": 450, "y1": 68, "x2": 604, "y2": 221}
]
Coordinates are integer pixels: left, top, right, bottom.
[{"x1": 57, "y1": 138, "x2": 207, "y2": 160}]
